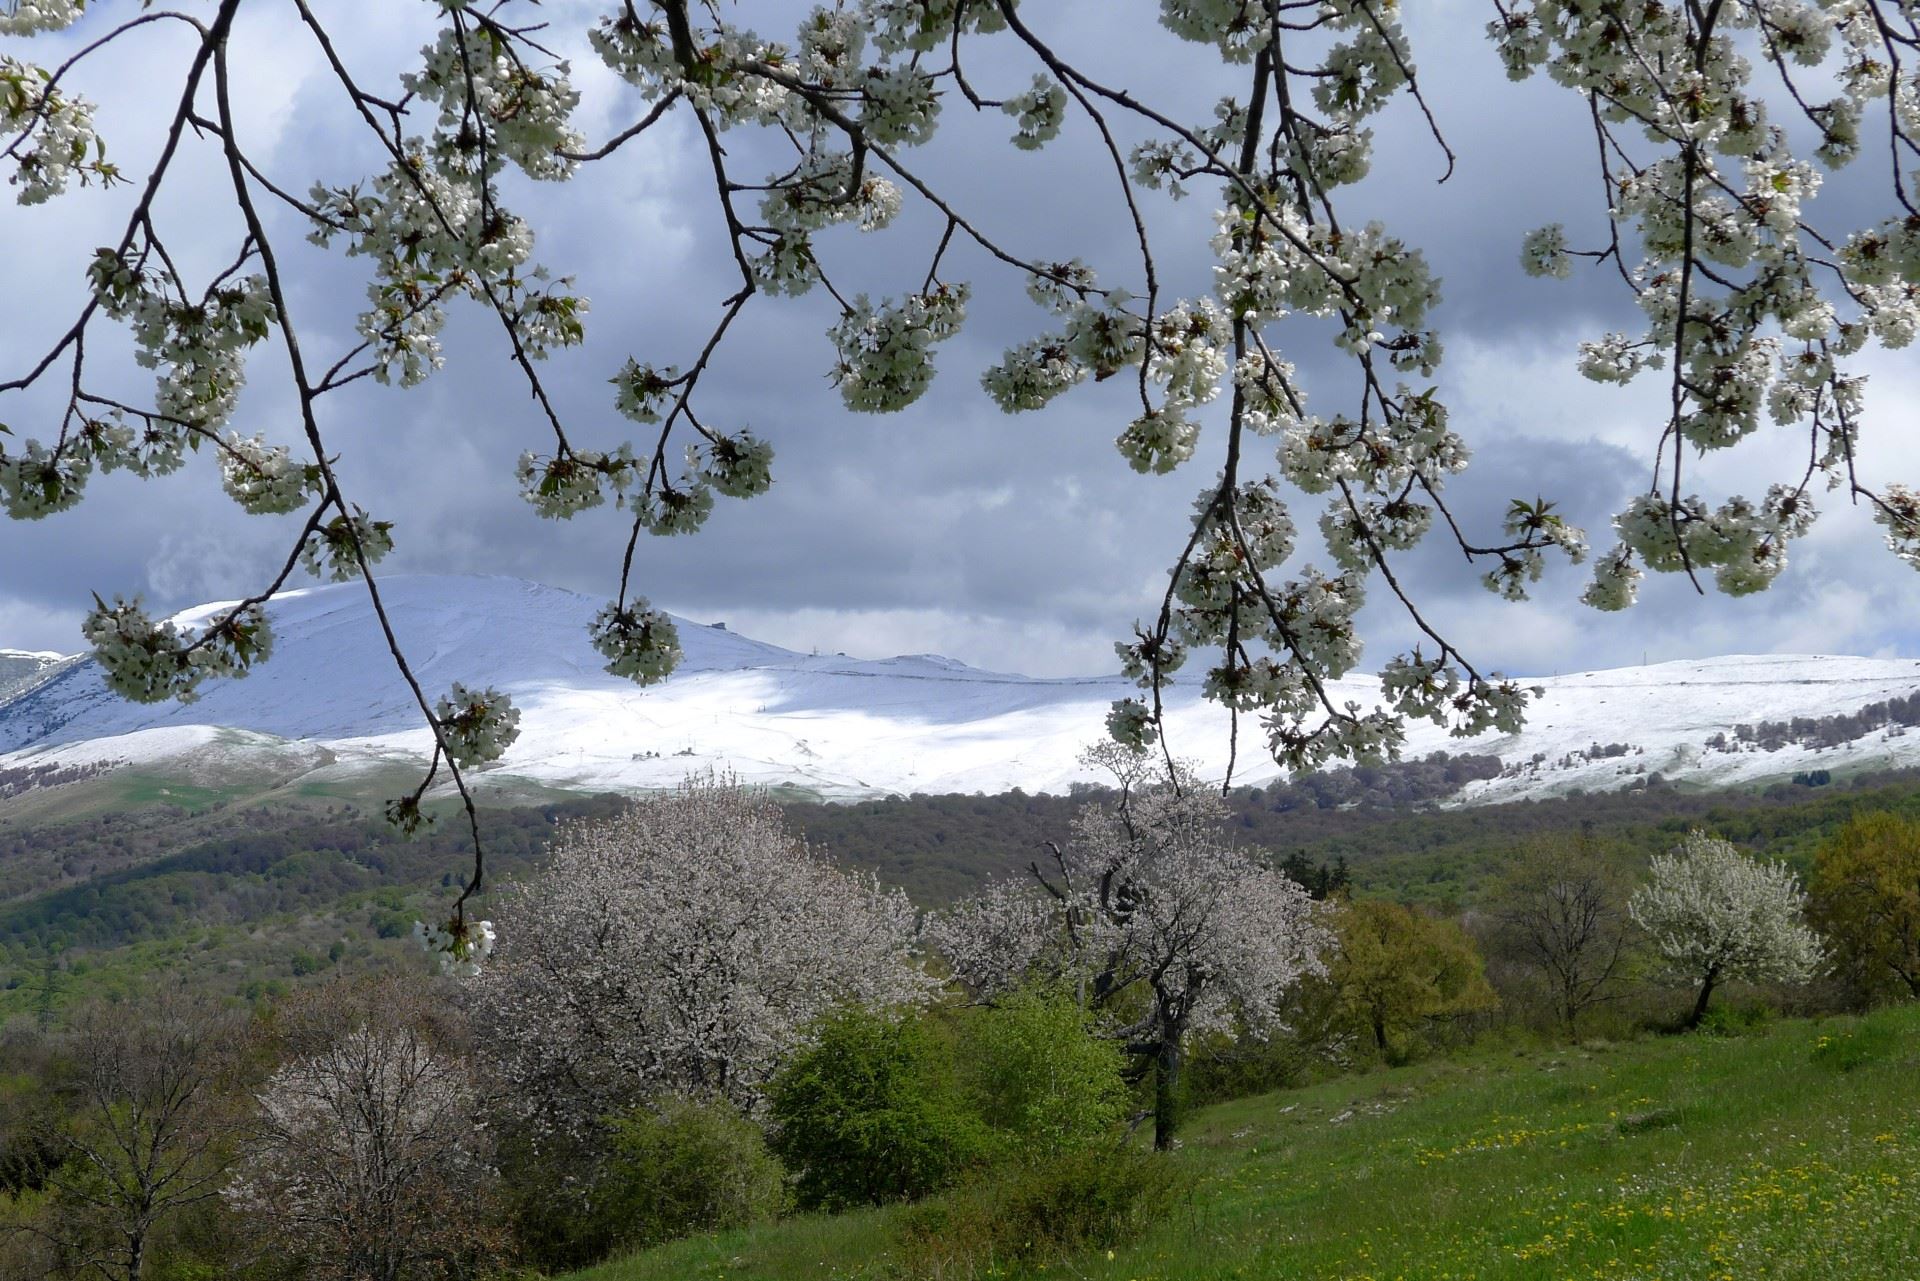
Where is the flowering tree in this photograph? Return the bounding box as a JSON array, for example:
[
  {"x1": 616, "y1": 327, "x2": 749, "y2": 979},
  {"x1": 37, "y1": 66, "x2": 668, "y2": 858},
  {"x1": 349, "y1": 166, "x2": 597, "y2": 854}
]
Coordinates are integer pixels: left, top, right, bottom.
[
  {"x1": 1628, "y1": 830, "x2": 1824, "y2": 1028},
  {"x1": 225, "y1": 978, "x2": 506, "y2": 1281},
  {"x1": 467, "y1": 775, "x2": 929, "y2": 1139},
  {"x1": 928, "y1": 746, "x2": 1328, "y2": 1148},
  {"x1": 7, "y1": 2, "x2": 1920, "y2": 930}
]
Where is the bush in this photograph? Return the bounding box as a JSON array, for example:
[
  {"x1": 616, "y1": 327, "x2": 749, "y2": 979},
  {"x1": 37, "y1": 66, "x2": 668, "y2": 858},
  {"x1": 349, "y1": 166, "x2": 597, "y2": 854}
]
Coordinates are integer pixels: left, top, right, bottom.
[
  {"x1": 956, "y1": 986, "x2": 1128, "y2": 1157},
  {"x1": 601, "y1": 1096, "x2": 788, "y2": 1248},
  {"x1": 768, "y1": 1007, "x2": 991, "y2": 1210},
  {"x1": 1697, "y1": 999, "x2": 1774, "y2": 1038},
  {"x1": 897, "y1": 1146, "x2": 1186, "y2": 1277},
  {"x1": 500, "y1": 1096, "x2": 786, "y2": 1270}
]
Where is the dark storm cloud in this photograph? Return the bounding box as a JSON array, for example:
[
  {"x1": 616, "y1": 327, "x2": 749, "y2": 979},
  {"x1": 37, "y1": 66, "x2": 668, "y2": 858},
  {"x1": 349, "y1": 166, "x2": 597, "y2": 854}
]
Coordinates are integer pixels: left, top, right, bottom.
[{"x1": 3, "y1": 2, "x2": 1918, "y2": 681}]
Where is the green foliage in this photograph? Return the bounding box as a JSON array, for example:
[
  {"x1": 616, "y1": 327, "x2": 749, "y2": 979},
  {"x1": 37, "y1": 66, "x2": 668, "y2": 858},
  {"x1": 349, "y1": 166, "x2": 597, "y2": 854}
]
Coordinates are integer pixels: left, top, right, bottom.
[
  {"x1": 1697, "y1": 1000, "x2": 1776, "y2": 1038},
  {"x1": 1812, "y1": 811, "x2": 1920, "y2": 1001},
  {"x1": 955, "y1": 986, "x2": 1128, "y2": 1158},
  {"x1": 1328, "y1": 899, "x2": 1498, "y2": 1059},
  {"x1": 582, "y1": 1005, "x2": 1920, "y2": 1281},
  {"x1": 767, "y1": 1007, "x2": 991, "y2": 1211},
  {"x1": 895, "y1": 1146, "x2": 1185, "y2": 1277},
  {"x1": 1811, "y1": 1021, "x2": 1899, "y2": 1072},
  {"x1": 601, "y1": 1097, "x2": 788, "y2": 1250}
]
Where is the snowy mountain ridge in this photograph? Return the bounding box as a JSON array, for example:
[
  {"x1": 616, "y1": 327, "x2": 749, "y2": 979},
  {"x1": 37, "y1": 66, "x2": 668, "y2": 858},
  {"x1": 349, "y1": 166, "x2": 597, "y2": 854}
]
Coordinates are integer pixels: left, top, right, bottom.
[{"x1": 2, "y1": 575, "x2": 1918, "y2": 805}]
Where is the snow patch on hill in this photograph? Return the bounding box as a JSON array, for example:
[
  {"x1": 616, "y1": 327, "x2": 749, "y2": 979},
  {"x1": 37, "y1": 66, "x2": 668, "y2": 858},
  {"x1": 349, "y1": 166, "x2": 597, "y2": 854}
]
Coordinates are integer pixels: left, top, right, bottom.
[{"x1": 2, "y1": 576, "x2": 1917, "y2": 804}]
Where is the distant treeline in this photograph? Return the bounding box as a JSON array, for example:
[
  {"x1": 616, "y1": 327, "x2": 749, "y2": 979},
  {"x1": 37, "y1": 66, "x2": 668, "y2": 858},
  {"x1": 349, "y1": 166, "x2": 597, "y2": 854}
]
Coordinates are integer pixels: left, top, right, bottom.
[
  {"x1": 1243, "y1": 752, "x2": 1504, "y2": 812},
  {"x1": 1708, "y1": 689, "x2": 1920, "y2": 754},
  {"x1": 7, "y1": 763, "x2": 1920, "y2": 1015}
]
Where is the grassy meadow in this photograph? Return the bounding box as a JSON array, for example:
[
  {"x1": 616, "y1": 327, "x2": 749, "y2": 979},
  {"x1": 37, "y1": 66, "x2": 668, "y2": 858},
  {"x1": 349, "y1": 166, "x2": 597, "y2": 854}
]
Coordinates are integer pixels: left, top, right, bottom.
[{"x1": 575, "y1": 1003, "x2": 1920, "y2": 1281}]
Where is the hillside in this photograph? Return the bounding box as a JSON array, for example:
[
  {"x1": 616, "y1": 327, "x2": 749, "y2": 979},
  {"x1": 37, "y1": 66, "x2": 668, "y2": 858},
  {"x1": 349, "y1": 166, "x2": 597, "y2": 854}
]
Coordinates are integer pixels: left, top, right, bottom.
[
  {"x1": 4, "y1": 764, "x2": 1920, "y2": 1022},
  {"x1": 0, "y1": 650, "x2": 67, "y2": 701},
  {"x1": 578, "y1": 1004, "x2": 1920, "y2": 1281},
  {"x1": 3, "y1": 575, "x2": 1920, "y2": 810}
]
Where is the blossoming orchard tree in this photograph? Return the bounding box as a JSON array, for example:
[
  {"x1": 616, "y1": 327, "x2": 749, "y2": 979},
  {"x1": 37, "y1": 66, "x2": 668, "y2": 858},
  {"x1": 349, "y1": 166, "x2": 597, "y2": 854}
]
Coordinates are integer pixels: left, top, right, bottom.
[
  {"x1": 1628, "y1": 830, "x2": 1825, "y2": 1028},
  {"x1": 468, "y1": 777, "x2": 929, "y2": 1140},
  {"x1": 7, "y1": 0, "x2": 1920, "y2": 944},
  {"x1": 927, "y1": 745, "x2": 1329, "y2": 1148}
]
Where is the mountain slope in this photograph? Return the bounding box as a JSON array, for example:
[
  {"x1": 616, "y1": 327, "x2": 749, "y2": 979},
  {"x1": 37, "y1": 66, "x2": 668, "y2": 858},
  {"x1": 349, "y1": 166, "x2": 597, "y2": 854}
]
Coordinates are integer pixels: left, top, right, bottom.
[
  {"x1": 2, "y1": 575, "x2": 1918, "y2": 804},
  {"x1": 0, "y1": 649, "x2": 70, "y2": 702}
]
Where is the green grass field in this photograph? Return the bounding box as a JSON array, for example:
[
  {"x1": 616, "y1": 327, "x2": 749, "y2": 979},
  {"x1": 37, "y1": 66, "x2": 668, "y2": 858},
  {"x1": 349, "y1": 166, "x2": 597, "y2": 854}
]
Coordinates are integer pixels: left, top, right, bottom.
[{"x1": 575, "y1": 1003, "x2": 1920, "y2": 1281}]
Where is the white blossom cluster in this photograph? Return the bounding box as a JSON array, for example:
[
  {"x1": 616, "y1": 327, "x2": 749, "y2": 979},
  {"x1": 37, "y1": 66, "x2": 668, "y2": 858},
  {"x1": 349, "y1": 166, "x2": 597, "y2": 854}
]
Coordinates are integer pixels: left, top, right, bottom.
[
  {"x1": 87, "y1": 251, "x2": 276, "y2": 437},
  {"x1": 1629, "y1": 831, "x2": 1825, "y2": 990},
  {"x1": 588, "y1": 600, "x2": 682, "y2": 684},
  {"x1": 829, "y1": 286, "x2": 969, "y2": 412},
  {"x1": 298, "y1": 508, "x2": 394, "y2": 582},
  {"x1": 1875, "y1": 485, "x2": 1920, "y2": 569},
  {"x1": 0, "y1": 437, "x2": 88, "y2": 518},
  {"x1": 402, "y1": 25, "x2": 584, "y2": 182},
  {"x1": 1493, "y1": 0, "x2": 1920, "y2": 607},
  {"x1": 470, "y1": 778, "x2": 932, "y2": 1135},
  {"x1": 431, "y1": 682, "x2": 521, "y2": 768},
  {"x1": 2, "y1": 54, "x2": 110, "y2": 203},
  {"x1": 219, "y1": 433, "x2": 322, "y2": 516},
  {"x1": 80, "y1": 596, "x2": 272, "y2": 704},
  {"x1": 412, "y1": 915, "x2": 496, "y2": 977},
  {"x1": 1599, "y1": 485, "x2": 1816, "y2": 602},
  {"x1": 1003, "y1": 73, "x2": 1067, "y2": 150},
  {"x1": 980, "y1": 283, "x2": 1142, "y2": 413},
  {"x1": 0, "y1": 1, "x2": 83, "y2": 37},
  {"x1": 309, "y1": 156, "x2": 541, "y2": 387},
  {"x1": 514, "y1": 446, "x2": 633, "y2": 519}
]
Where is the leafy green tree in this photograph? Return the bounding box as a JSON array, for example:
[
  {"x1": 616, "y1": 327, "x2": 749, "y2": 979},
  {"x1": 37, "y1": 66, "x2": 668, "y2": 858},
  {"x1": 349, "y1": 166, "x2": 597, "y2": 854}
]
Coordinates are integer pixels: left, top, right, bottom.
[
  {"x1": 958, "y1": 986, "x2": 1129, "y2": 1159},
  {"x1": 1328, "y1": 900, "x2": 1497, "y2": 1055},
  {"x1": 767, "y1": 1008, "x2": 989, "y2": 1211},
  {"x1": 1812, "y1": 813, "x2": 1920, "y2": 1001}
]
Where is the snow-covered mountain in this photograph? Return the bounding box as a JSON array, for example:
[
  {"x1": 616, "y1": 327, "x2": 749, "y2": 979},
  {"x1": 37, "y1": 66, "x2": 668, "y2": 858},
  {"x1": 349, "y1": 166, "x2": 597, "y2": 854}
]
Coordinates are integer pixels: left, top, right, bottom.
[
  {"x1": 3, "y1": 574, "x2": 1918, "y2": 805},
  {"x1": 0, "y1": 649, "x2": 71, "y2": 703}
]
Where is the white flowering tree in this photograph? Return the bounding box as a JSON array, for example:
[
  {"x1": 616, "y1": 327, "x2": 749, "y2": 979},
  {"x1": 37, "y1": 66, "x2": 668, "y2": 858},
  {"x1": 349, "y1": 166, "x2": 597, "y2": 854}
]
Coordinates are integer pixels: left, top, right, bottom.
[
  {"x1": 1628, "y1": 830, "x2": 1824, "y2": 1028},
  {"x1": 226, "y1": 979, "x2": 505, "y2": 1281},
  {"x1": 8, "y1": 2, "x2": 1920, "y2": 932},
  {"x1": 467, "y1": 775, "x2": 929, "y2": 1139},
  {"x1": 928, "y1": 745, "x2": 1328, "y2": 1149}
]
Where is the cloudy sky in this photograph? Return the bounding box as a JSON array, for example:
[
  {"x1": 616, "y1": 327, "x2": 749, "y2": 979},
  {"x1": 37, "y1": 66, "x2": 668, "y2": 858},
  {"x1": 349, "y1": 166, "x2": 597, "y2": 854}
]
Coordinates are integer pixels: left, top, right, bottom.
[{"x1": 3, "y1": 1, "x2": 1918, "y2": 681}]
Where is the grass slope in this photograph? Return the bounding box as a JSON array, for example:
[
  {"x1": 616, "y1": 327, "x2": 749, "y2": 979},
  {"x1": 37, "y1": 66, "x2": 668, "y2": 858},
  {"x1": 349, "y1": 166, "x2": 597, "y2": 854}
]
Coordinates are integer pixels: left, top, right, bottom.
[{"x1": 579, "y1": 1004, "x2": 1920, "y2": 1281}]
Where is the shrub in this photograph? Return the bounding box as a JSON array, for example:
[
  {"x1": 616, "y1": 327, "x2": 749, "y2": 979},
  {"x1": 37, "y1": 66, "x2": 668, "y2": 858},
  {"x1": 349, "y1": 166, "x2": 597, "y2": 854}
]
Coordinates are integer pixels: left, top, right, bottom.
[
  {"x1": 957, "y1": 986, "x2": 1128, "y2": 1157},
  {"x1": 1697, "y1": 999, "x2": 1774, "y2": 1038},
  {"x1": 600, "y1": 1096, "x2": 788, "y2": 1248},
  {"x1": 768, "y1": 1007, "x2": 991, "y2": 1210},
  {"x1": 896, "y1": 1146, "x2": 1185, "y2": 1277}
]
